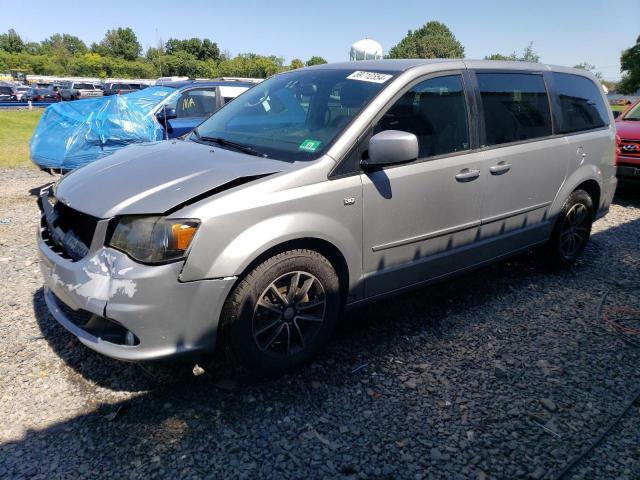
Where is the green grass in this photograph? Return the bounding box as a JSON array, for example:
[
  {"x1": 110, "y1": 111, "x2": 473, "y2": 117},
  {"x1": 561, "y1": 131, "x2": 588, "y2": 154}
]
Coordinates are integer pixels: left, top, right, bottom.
[
  {"x1": 610, "y1": 104, "x2": 628, "y2": 112},
  {"x1": 0, "y1": 109, "x2": 43, "y2": 168}
]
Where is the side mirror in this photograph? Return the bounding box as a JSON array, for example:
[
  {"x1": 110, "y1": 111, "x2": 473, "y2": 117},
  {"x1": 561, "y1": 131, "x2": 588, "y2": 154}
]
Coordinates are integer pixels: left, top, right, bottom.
[
  {"x1": 361, "y1": 130, "x2": 419, "y2": 169},
  {"x1": 613, "y1": 110, "x2": 622, "y2": 119},
  {"x1": 157, "y1": 107, "x2": 177, "y2": 122}
]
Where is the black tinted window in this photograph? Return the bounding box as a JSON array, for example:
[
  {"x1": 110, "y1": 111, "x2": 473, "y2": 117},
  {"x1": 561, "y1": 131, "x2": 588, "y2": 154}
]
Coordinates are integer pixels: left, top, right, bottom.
[
  {"x1": 374, "y1": 75, "x2": 469, "y2": 158},
  {"x1": 478, "y1": 73, "x2": 551, "y2": 145},
  {"x1": 551, "y1": 73, "x2": 608, "y2": 133}
]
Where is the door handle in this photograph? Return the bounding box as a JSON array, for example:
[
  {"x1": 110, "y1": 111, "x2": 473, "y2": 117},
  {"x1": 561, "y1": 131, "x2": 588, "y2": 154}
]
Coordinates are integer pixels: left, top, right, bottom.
[
  {"x1": 489, "y1": 162, "x2": 512, "y2": 175},
  {"x1": 455, "y1": 168, "x2": 481, "y2": 182}
]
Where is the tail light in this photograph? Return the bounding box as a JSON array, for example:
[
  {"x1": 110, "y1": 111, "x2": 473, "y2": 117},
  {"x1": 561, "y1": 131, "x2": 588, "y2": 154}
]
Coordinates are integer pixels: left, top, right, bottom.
[
  {"x1": 615, "y1": 134, "x2": 621, "y2": 159},
  {"x1": 35, "y1": 95, "x2": 42, "y2": 101}
]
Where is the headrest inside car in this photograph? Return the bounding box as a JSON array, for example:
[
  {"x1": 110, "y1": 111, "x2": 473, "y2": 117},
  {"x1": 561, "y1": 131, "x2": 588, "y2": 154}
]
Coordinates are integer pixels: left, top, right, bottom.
[
  {"x1": 298, "y1": 83, "x2": 317, "y2": 97},
  {"x1": 340, "y1": 82, "x2": 371, "y2": 108}
]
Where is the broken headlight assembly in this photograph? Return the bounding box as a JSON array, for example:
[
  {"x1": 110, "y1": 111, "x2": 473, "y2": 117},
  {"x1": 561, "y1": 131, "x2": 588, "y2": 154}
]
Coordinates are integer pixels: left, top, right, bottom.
[{"x1": 107, "y1": 216, "x2": 200, "y2": 264}]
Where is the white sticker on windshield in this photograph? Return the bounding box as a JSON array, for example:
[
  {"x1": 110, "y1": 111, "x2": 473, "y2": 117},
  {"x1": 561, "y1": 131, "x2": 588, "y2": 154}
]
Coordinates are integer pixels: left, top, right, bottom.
[
  {"x1": 152, "y1": 91, "x2": 170, "y2": 97},
  {"x1": 347, "y1": 71, "x2": 393, "y2": 84}
]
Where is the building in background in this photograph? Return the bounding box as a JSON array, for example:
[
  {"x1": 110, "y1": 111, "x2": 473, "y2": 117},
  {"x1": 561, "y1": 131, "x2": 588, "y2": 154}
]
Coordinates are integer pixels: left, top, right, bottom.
[{"x1": 350, "y1": 39, "x2": 384, "y2": 61}]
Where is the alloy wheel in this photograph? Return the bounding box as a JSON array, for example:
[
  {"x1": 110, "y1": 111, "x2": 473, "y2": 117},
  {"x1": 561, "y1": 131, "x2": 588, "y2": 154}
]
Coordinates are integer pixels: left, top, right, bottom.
[
  {"x1": 559, "y1": 203, "x2": 590, "y2": 259},
  {"x1": 252, "y1": 271, "x2": 326, "y2": 357}
]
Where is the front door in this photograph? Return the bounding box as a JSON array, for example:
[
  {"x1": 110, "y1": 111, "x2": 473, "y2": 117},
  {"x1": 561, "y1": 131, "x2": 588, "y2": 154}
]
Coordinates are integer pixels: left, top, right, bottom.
[
  {"x1": 166, "y1": 87, "x2": 220, "y2": 138},
  {"x1": 362, "y1": 73, "x2": 486, "y2": 297}
]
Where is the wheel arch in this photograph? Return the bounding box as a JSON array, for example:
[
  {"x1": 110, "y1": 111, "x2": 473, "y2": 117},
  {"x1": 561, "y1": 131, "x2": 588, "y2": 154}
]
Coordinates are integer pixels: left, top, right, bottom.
[
  {"x1": 232, "y1": 237, "x2": 351, "y2": 309},
  {"x1": 574, "y1": 179, "x2": 600, "y2": 218},
  {"x1": 550, "y1": 165, "x2": 603, "y2": 220}
]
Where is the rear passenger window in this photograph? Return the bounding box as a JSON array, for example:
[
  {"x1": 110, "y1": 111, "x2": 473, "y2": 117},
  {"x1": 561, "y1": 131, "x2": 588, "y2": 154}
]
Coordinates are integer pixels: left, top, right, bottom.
[
  {"x1": 551, "y1": 73, "x2": 609, "y2": 133},
  {"x1": 374, "y1": 75, "x2": 469, "y2": 158},
  {"x1": 175, "y1": 88, "x2": 217, "y2": 118},
  {"x1": 477, "y1": 73, "x2": 551, "y2": 146}
]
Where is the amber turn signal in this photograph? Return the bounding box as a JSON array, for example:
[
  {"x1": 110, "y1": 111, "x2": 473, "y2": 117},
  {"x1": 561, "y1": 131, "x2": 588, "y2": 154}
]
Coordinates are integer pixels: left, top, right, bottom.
[{"x1": 172, "y1": 223, "x2": 198, "y2": 251}]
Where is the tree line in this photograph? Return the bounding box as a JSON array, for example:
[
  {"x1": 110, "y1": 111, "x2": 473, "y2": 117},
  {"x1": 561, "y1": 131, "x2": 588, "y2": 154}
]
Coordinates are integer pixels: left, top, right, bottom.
[
  {"x1": 0, "y1": 27, "x2": 328, "y2": 79},
  {"x1": 1, "y1": 24, "x2": 638, "y2": 93}
]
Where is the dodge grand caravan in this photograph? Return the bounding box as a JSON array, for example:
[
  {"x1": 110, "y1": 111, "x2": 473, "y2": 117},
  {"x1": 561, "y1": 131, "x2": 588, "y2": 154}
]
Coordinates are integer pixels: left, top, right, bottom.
[{"x1": 38, "y1": 60, "x2": 616, "y2": 374}]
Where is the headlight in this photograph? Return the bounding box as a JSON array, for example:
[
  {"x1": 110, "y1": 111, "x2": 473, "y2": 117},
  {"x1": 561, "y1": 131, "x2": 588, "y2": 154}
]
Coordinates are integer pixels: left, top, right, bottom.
[{"x1": 108, "y1": 216, "x2": 200, "y2": 264}]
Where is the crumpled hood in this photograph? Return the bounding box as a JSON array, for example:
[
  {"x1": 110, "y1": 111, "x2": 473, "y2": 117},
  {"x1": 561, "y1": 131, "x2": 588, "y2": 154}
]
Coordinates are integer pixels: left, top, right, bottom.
[
  {"x1": 615, "y1": 119, "x2": 640, "y2": 139},
  {"x1": 55, "y1": 140, "x2": 285, "y2": 218}
]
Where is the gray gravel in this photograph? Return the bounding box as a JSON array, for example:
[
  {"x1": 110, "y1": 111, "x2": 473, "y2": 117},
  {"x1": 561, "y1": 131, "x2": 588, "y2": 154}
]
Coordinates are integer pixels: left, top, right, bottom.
[{"x1": 1, "y1": 167, "x2": 639, "y2": 480}]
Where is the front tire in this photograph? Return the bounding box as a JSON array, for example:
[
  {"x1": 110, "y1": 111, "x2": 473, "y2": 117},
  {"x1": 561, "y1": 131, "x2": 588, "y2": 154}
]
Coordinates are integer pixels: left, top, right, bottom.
[
  {"x1": 547, "y1": 189, "x2": 594, "y2": 267},
  {"x1": 220, "y1": 249, "x2": 341, "y2": 376}
]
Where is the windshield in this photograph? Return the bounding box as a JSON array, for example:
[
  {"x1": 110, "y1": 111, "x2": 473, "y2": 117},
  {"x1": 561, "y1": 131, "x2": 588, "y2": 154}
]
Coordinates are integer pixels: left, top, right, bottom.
[
  {"x1": 192, "y1": 68, "x2": 395, "y2": 161},
  {"x1": 624, "y1": 102, "x2": 640, "y2": 120}
]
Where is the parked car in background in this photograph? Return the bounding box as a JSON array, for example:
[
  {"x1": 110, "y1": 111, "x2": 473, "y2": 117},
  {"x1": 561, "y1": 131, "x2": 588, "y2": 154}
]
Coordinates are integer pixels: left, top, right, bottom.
[
  {"x1": 156, "y1": 76, "x2": 189, "y2": 85},
  {"x1": 102, "y1": 82, "x2": 148, "y2": 96},
  {"x1": 31, "y1": 80, "x2": 253, "y2": 170},
  {"x1": 154, "y1": 80, "x2": 252, "y2": 137},
  {"x1": 22, "y1": 87, "x2": 60, "y2": 103},
  {"x1": 13, "y1": 85, "x2": 30, "y2": 101},
  {"x1": 0, "y1": 85, "x2": 14, "y2": 101},
  {"x1": 59, "y1": 82, "x2": 103, "y2": 101},
  {"x1": 36, "y1": 60, "x2": 616, "y2": 374},
  {"x1": 615, "y1": 99, "x2": 640, "y2": 181}
]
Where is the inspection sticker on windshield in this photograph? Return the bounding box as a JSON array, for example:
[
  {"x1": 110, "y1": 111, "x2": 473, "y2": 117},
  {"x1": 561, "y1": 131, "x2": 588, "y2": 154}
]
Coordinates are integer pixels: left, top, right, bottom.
[
  {"x1": 347, "y1": 71, "x2": 393, "y2": 84},
  {"x1": 299, "y1": 139, "x2": 321, "y2": 152}
]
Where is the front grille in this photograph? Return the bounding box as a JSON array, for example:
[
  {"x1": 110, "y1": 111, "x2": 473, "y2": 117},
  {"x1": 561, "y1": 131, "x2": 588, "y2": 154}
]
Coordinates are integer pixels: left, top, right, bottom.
[
  {"x1": 39, "y1": 189, "x2": 99, "y2": 261},
  {"x1": 620, "y1": 138, "x2": 640, "y2": 158}
]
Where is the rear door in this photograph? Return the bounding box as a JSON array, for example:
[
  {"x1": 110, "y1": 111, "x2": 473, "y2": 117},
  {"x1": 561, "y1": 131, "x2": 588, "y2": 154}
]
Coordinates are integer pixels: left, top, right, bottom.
[
  {"x1": 473, "y1": 71, "x2": 569, "y2": 253},
  {"x1": 166, "y1": 87, "x2": 221, "y2": 138}
]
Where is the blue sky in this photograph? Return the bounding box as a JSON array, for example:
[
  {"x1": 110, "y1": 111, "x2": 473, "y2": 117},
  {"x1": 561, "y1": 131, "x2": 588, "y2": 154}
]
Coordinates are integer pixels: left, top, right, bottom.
[{"x1": 2, "y1": 0, "x2": 638, "y2": 80}]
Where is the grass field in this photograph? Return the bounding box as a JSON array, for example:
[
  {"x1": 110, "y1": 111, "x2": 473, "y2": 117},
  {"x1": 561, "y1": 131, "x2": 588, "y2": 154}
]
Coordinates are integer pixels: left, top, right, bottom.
[{"x1": 0, "y1": 109, "x2": 43, "y2": 168}]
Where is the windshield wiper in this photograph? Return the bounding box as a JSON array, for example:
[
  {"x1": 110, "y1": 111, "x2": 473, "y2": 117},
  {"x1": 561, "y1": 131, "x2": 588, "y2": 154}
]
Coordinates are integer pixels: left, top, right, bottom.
[{"x1": 192, "y1": 129, "x2": 268, "y2": 157}]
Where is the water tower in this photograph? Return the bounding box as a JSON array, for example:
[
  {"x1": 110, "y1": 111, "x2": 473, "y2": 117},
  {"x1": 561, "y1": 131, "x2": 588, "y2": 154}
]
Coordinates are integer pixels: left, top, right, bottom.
[{"x1": 350, "y1": 39, "x2": 384, "y2": 61}]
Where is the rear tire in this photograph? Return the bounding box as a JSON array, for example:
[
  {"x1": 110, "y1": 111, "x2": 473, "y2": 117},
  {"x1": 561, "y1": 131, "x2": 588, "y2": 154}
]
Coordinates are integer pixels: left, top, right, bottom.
[
  {"x1": 547, "y1": 189, "x2": 593, "y2": 267},
  {"x1": 220, "y1": 249, "x2": 341, "y2": 376}
]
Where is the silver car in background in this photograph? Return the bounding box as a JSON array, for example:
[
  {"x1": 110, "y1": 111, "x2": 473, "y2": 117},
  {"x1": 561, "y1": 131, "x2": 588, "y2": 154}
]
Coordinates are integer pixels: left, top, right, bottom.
[
  {"x1": 59, "y1": 81, "x2": 103, "y2": 101},
  {"x1": 38, "y1": 60, "x2": 616, "y2": 375}
]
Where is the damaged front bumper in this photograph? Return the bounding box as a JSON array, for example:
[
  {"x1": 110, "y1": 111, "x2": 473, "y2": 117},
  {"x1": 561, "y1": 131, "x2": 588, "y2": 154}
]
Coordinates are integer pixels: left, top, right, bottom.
[{"x1": 37, "y1": 214, "x2": 236, "y2": 361}]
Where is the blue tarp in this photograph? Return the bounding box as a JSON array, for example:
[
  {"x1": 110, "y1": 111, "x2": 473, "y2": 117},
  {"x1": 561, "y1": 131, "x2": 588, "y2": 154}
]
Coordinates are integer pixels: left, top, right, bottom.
[{"x1": 30, "y1": 86, "x2": 176, "y2": 170}]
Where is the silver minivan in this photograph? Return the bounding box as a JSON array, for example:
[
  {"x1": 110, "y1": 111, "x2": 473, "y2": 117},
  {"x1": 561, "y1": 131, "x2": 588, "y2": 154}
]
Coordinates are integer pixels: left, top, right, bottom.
[{"x1": 38, "y1": 60, "x2": 617, "y2": 374}]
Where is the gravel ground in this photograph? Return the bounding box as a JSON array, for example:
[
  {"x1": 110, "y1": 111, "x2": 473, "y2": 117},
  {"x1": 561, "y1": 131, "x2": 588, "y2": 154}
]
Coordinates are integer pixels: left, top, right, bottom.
[{"x1": 1, "y1": 167, "x2": 639, "y2": 480}]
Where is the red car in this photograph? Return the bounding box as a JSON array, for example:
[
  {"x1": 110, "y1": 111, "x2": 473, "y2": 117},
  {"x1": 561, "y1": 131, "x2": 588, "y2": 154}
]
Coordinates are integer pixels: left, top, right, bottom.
[{"x1": 615, "y1": 100, "x2": 640, "y2": 180}]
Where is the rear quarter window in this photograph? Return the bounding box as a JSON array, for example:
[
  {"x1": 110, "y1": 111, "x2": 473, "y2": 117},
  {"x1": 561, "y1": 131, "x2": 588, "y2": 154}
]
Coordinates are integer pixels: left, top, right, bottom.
[{"x1": 550, "y1": 73, "x2": 609, "y2": 133}]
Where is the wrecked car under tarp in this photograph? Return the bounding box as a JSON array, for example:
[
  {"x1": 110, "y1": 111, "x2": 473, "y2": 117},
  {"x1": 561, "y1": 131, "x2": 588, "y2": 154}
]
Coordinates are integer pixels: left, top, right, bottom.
[{"x1": 30, "y1": 87, "x2": 175, "y2": 170}]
